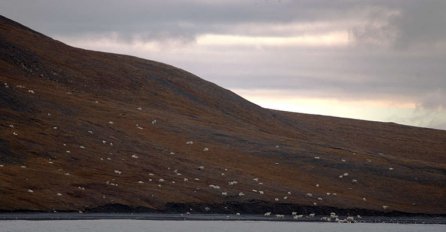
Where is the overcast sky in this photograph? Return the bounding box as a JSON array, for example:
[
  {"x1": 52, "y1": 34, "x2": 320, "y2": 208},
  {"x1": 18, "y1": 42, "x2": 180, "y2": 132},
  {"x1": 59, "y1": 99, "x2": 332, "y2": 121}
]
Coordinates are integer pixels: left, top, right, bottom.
[{"x1": 2, "y1": 0, "x2": 445, "y2": 129}]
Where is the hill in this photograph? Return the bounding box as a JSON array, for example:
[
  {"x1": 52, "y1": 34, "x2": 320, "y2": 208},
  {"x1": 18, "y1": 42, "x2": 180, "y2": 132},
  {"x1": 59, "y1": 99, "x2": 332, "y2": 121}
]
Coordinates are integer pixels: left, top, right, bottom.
[{"x1": 1, "y1": 15, "x2": 445, "y2": 215}]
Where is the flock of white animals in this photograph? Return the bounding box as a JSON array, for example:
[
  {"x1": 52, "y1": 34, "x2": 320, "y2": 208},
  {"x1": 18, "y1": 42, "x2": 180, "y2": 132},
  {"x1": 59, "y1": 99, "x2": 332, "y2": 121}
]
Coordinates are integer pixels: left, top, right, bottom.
[{"x1": 2, "y1": 81, "x2": 396, "y2": 222}]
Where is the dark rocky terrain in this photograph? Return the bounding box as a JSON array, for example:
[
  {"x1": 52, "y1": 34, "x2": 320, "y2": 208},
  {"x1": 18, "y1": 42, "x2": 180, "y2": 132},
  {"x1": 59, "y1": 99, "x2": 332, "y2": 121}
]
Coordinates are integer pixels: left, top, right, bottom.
[{"x1": 0, "y1": 15, "x2": 445, "y2": 216}]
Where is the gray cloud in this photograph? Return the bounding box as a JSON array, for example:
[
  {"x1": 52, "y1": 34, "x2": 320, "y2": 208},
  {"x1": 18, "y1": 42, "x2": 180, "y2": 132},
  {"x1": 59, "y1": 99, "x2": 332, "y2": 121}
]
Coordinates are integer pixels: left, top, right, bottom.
[
  {"x1": 0, "y1": 0, "x2": 398, "y2": 38},
  {"x1": 195, "y1": 46, "x2": 446, "y2": 100},
  {"x1": 3, "y1": 0, "x2": 444, "y2": 49},
  {"x1": 392, "y1": 0, "x2": 446, "y2": 49},
  {"x1": 1, "y1": 0, "x2": 445, "y2": 129},
  {"x1": 349, "y1": 0, "x2": 446, "y2": 50},
  {"x1": 418, "y1": 90, "x2": 446, "y2": 110}
]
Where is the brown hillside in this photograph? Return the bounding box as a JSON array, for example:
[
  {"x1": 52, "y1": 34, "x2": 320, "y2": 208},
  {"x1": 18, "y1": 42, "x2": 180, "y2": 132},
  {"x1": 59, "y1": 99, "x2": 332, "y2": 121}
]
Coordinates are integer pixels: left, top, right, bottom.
[{"x1": 0, "y1": 15, "x2": 445, "y2": 214}]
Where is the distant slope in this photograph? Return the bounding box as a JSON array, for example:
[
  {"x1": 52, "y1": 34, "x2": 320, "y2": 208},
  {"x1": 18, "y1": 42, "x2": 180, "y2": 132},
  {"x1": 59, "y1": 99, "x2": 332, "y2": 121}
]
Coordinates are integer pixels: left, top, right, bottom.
[{"x1": 1, "y1": 15, "x2": 445, "y2": 215}]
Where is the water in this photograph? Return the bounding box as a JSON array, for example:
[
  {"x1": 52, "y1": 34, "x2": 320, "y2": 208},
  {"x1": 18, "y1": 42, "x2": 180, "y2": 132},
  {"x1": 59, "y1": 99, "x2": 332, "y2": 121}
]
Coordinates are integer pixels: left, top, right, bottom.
[{"x1": 1, "y1": 220, "x2": 445, "y2": 232}]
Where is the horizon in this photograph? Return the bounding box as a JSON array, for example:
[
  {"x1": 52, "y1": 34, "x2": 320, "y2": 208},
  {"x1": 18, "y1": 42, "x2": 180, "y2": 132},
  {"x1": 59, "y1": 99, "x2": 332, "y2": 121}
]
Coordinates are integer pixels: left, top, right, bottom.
[{"x1": 1, "y1": 0, "x2": 445, "y2": 130}]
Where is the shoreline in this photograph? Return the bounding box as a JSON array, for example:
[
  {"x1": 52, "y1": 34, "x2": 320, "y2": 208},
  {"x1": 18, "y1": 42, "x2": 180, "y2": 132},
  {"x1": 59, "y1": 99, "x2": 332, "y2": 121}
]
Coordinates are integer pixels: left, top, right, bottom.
[{"x1": 1, "y1": 213, "x2": 445, "y2": 224}]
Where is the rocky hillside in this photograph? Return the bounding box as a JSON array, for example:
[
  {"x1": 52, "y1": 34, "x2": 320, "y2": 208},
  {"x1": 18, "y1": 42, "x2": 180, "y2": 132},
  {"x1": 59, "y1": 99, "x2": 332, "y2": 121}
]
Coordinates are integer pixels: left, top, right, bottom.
[{"x1": 1, "y1": 15, "x2": 445, "y2": 215}]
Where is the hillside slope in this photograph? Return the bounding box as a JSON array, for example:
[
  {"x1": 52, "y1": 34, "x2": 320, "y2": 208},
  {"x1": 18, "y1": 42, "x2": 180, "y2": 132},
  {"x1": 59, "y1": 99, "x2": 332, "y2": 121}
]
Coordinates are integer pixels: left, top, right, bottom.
[{"x1": 1, "y1": 15, "x2": 445, "y2": 215}]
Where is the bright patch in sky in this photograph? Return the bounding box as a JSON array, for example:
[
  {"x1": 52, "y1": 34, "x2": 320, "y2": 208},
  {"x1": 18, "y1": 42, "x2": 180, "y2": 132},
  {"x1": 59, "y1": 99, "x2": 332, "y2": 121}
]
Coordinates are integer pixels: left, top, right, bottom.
[
  {"x1": 196, "y1": 31, "x2": 351, "y2": 47},
  {"x1": 233, "y1": 88, "x2": 440, "y2": 128}
]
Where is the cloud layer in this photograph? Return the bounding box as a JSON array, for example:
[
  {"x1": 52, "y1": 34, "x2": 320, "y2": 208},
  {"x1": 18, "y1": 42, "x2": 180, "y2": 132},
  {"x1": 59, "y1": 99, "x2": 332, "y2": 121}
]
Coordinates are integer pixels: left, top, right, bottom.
[{"x1": 1, "y1": 0, "x2": 445, "y2": 129}]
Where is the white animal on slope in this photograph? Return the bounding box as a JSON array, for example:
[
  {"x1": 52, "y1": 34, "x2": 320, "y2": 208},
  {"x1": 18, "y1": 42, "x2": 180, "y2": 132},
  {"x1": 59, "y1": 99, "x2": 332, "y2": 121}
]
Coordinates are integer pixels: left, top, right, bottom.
[
  {"x1": 228, "y1": 181, "x2": 238, "y2": 185},
  {"x1": 114, "y1": 170, "x2": 122, "y2": 175},
  {"x1": 293, "y1": 214, "x2": 303, "y2": 219},
  {"x1": 346, "y1": 216, "x2": 356, "y2": 223}
]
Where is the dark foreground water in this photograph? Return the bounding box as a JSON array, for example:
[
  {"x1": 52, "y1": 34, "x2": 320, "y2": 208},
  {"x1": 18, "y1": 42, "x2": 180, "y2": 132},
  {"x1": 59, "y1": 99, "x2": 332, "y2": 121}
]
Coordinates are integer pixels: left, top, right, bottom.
[{"x1": 1, "y1": 220, "x2": 445, "y2": 232}]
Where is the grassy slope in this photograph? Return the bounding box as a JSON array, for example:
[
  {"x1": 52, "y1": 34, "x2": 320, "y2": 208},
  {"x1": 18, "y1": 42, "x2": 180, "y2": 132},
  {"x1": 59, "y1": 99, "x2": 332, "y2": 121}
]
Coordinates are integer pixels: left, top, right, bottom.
[{"x1": 0, "y1": 15, "x2": 445, "y2": 214}]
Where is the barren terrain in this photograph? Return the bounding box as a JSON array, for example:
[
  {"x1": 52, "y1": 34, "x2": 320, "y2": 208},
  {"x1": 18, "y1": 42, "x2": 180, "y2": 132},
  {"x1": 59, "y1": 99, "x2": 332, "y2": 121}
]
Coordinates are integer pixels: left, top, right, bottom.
[{"x1": 1, "y1": 15, "x2": 445, "y2": 215}]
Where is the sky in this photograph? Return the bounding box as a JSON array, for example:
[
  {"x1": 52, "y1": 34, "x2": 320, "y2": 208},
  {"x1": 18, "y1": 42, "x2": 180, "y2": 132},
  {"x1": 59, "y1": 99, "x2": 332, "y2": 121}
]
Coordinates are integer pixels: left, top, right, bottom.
[{"x1": 1, "y1": 0, "x2": 445, "y2": 130}]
